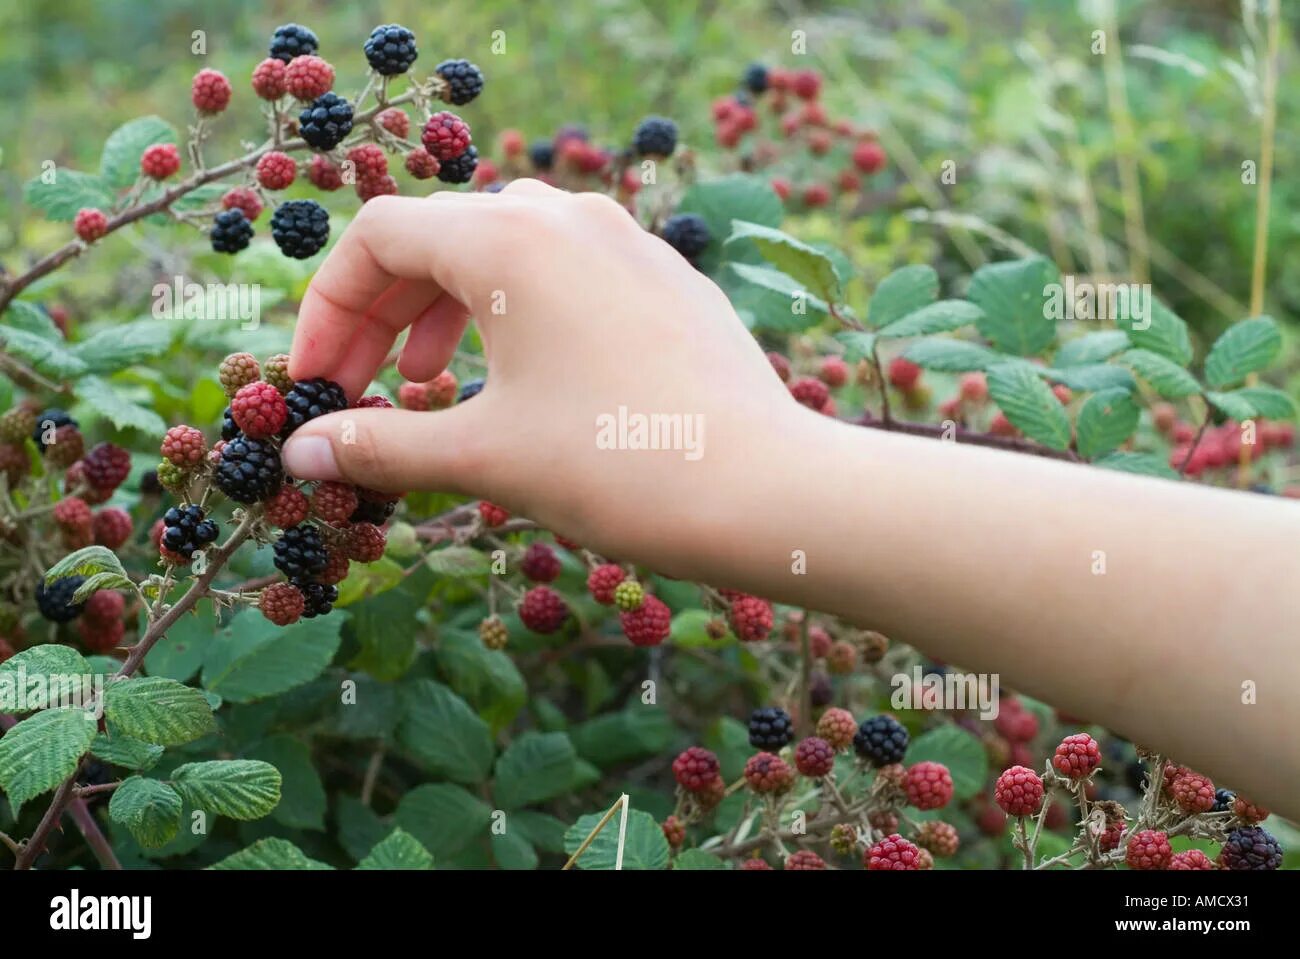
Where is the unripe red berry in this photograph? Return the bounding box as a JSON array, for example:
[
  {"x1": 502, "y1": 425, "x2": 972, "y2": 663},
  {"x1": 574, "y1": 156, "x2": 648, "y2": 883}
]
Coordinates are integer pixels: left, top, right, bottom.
[
  {"x1": 888, "y1": 355, "x2": 922, "y2": 391},
  {"x1": 285, "y1": 55, "x2": 334, "y2": 101},
  {"x1": 1125, "y1": 829, "x2": 1173, "y2": 870},
  {"x1": 74, "y1": 208, "x2": 108, "y2": 243},
  {"x1": 852, "y1": 139, "x2": 887, "y2": 174},
  {"x1": 141, "y1": 143, "x2": 181, "y2": 180},
  {"x1": 377, "y1": 108, "x2": 411, "y2": 139},
  {"x1": 994, "y1": 765, "x2": 1044, "y2": 817},
  {"x1": 905, "y1": 761, "x2": 954, "y2": 810},
  {"x1": 802, "y1": 182, "x2": 831, "y2": 207},
  {"x1": 308, "y1": 154, "x2": 344, "y2": 191},
  {"x1": 673, "y1": 746, "x2": 720, "y2": 791},
  {"x1": 251, "y1": 57, "x2": 288, "y2": 100},
  {"x1": 404, "y1": 147, "x2": 441, "y2": 180},
  {"x1": 256, "y1": 151, "x2": 297, "y2": 190},
  {"x1": 865, "y1": 833, "x2": 924, "y2": 870},
  {"x1": 743, "y1": 751, "x2": 794, "y2": 793},
  {"x1": 221, "y1": 187, "x2": 264, "y2": 222},
  {"x1": 191, "y1": 68, "x2": 232, "y2": 114},
  {"x1": 1052, "y1": 733, "x2": 1102, "y2": 779}
]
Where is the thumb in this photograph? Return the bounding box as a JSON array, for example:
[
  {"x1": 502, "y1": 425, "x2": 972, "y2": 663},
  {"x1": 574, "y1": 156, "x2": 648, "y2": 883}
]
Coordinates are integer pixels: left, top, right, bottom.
[{"x1": 280, "y1": 404, "x2": 489, "y2": 495}]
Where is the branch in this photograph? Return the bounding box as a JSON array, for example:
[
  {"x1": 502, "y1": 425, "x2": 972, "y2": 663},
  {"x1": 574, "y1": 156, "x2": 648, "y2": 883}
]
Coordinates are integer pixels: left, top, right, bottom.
[{"x1": 856, "y1": 413, "x2": 1081, "y2": 462}]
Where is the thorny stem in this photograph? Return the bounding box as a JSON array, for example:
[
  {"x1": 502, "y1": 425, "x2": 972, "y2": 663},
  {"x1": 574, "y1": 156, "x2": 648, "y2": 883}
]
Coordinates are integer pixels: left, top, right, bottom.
[
  {"x1": 1014, "y1": 817, "x2": 1033, "y2": 869},
  {"x1": 796, "y1": 616, "x2": 812, "y2": 739},
  {"x1": 1179, "y1": 413, "x2": 1211, "y2": 479}
]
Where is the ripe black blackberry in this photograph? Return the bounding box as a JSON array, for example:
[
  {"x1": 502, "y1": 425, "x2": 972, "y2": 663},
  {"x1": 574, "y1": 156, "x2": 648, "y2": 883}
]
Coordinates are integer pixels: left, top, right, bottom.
[
  {"x1": 528, "y1": 141, "x2": 554, "y2": 171},
  {"x1": 457, "y1": 378, "x2": 484, "y2": 403},
  {"x1": 140, "y1": 469, "x2": 162, "y2": 496},
  {"x1": 213, "y1": 435, "x2": 283, "y2": 503},
  {"x1": 280, "y1": 377, "x2": 347, "y2": 436},
  {"x1": 364, "y1": 24, "x2": 418, "y2": 75},
  {"x1": 298, "y1": 93, "x2": 353, "y2": 150},
  {"x1": 1219, "y1": 826, "x2": 1282, "y2": 870},
  {"x1": 661, "y1": 213, "x2": 711, "y2": 261},
  {"x1": 32, "y1": 408, "x2": 76, "y2": 450},
  {"x1": 436, "y1": 145, "x2": 478, "y2": 184},
  {"x1": 210, "y1": 209, "x2": 253, "y2": 254},
  {"x1": 743, "y1": 63, "x2": 769, "y2": 94},
  {"x1": 632, "y1": 116, "x2": 678, "y2": 157},
  {"x1": 274, "y1": 524, "x2": 328, "y2": 580},
  {"x1": 853, "y1": 714, "x2": 909, "y2": 767},
  {"x1": 221, "y1": 406, "x2": 239, "y2": 441},
  {"x1": 350, "y1": 497, "x2": 397, "y2": 525},
  {"x1": 748, "y1": 706, "x2": 794, "y2": 749},
  {"x1": 271, "y1": 200, "x2": 331, "y2": 259},
  {"x1": 161, "y1": 505, "x2": 220, "y2": 557},
  {"x1": 1213, "y1": 788, "x2": 1236, "y2": 813},
  {"x1": 36, "y1": 576, "x2": 86, "y2": 623},
  {"x1": 296, "y1": 579, "x2": 338, "y2": 618},
  {"x1": 269, "y1": 23, "x2": 319, "y2": 62},
  {"x1": 435, "y1": 58, "x2": 484, "y2": 105}
]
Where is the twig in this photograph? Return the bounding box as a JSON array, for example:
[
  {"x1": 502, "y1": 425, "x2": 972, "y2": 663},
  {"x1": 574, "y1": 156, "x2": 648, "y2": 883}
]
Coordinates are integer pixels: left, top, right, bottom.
[
  {"x1": 360, "y1": 745, "x2": 386, "y2": 807},
  {"x1": 66, "y1": 798, "x2": 122, "y2": 870},
  {"x1": 562, "y1": 793, "x2": 627, "y2": 870},
  {"x1": 856, "y1": 413, "x2": 1081, "y2": 462}
]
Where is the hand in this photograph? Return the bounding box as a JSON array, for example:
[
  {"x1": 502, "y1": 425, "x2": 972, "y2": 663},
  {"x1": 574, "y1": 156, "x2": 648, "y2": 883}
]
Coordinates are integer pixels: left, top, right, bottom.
[{"x1": 284, "y1": 180, "x2": 807, "y2": 575}]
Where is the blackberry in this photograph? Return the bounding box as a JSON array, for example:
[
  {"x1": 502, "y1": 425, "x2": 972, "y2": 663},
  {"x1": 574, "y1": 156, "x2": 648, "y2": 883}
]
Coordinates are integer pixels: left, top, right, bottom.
[
  {"x1": 281, "y1": 377, "x2": 347, "y2": 437},
  {"x1": 269, "y1": 23, "x2": 319, "y2": 63},
  {"x1": 296, "y1": 580, "x2": 338, "y2": 618},
  {"x1": 661, "y1": 213, "x2": 711, "y2": 261},
  {"x1": 210, "y1": 209, "x2": 253, "y2": 254},
  {"x1": 36, "y1": 576, "x2": 86, "y2": 623},
  {"x1": 1219, "y1": 826, "x2": 1282, "y2": 871},
  {"x1": 457, "y1": 378, "x2": 485, "y2": 403},
  {"x1": 743, "y1": 62, "x2": 769, "y2": 94},
  {"x1": 274, "y1": 524, "x2": 328, "y2": 580},
  {"x1": 140, "y1": 469, "x2": 162, "y2": 496},
  {"x1": 853, "y1": 714, "x2": 909, "y2": 767},
  {"x1": 436, "y1": 145, "x2": 478, "y2": 184},
  {"x1": 213, "y1": 435, "x2": 283, "y2": 503},
  {"x1": 1213, "y1": 788, "x2": 1236, "y2": 813},
  {"x1": 271, "y1": 199, "x2": 331, "y2": 259},
  {"x1": 161, "y1": 505, "x2": 220, "y2": 558},
  {"x1": 364, "y1": 24, "x2": 418, "y2": 76},
  {"x1": 632, "y1": 116, "x2": 678, "y2": 157},
  {"x1": 528, "y1": 140, "x2": 555, "y2": 171},
  {"x1": 748, "y1": 706, "x2": 794, "y2": 749},
  {"x1": 221, "y1": 406, "x2": 239, "y2": 441},
  {"x1": 434, "y1": 58, "x2": 484, "y2": 105},
  {"x1": 32, "y1": 408, "x2": 76, "y2": 451},
  {"x1": 298, "y1": 93, "x2": 353, "y2": 151},
  {"x1": 350, "y1": 497, "x2": 397, "y2": 525},
  {"x1": 809, "y1": 670, "x2": 833, "y2": 707}
]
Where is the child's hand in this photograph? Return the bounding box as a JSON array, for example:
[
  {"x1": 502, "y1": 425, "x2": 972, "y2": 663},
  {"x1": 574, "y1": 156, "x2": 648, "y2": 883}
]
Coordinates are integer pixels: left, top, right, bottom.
[{"x1": 284, "y1": 180, "x2": 805, "y2": 574}]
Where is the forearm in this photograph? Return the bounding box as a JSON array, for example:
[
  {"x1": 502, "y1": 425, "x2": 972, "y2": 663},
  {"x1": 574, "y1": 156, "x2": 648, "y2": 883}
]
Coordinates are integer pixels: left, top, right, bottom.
[{"x1": 699, "y1": 408, "x2": 1300, "y2": 816}]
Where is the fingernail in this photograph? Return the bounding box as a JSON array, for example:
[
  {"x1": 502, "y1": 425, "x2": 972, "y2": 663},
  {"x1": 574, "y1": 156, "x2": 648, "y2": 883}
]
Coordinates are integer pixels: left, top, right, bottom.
[{"x1": 282, "y1": 435, "x2": 340, "y2": 481}]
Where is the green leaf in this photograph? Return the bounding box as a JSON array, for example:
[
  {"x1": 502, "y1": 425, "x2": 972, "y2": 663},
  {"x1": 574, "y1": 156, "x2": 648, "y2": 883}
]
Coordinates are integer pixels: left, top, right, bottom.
[
  {"x1": 0, "y1": 325, "x2": 88, "y2": 378},
  {"x1": 108, "y1": 777, "x2": 182, "y2": 848},
  {"x1": 209, "y1": 837, "x2": 333, "y2": 870},
  {"x1": 169, "y1": 759, "x2": 281, "y2": 820},
  {"x1": 103, "y1": 676, "x2": 216, "y2": 746},
  {"x1": 869, "y1": 265, "x2": 939, "y2": 328},
  {"x1": 202, "y1": 609, "x2": 345, "y2": 703},
  {"x1": 877, "y1": 300, "x2": 983, "y2": 339},
  {"x1": 394, "y1": 783, "x2": 492, "y2": 860},
  {"x1": 334, "y1": 555, "x2": 406, "y2": 607},
  {"x1": 1055, "y1": 330, "x2": 1132, "y2": 367},
  {"x1": 1041, "y1": 364, "x2": 1134, "y2": 393},
  {"x1": 71, "y1": 320, "x2": 174, "y2": 374},
  {"x1": 726, "y1": 221, "x2": 841, "y2": 303},
  {"x1": 71, "y1": 572, "x2": 134, "y2": 604},
  {"x1": 73, "y1": 375, "x2": 167, "y2": 435},
  {"x1": 511, "y1": 810, "x2": 569, "y2": 854},
  {"x1": 143, "y1": 602, "x2": 214, "y2": 683},
  {"x1": 1094, "y1": 451, "x2": 1178, "y2": 479},
  {"x1": 491, "y1": 829, "x2": 539, "y2": 870},
  {"x1": 563, "y1": 807, "x2": 669, "y2": 870},
  {"x1": 0, "y1": 644, "x2": 91, "y2": 683},
  {"x1": 493, "y1": 732, "x2": 578, "y2": 809},
  {"x1": 676, "y1": 173, "x2": 783, "y2": 264},
  {"x1": 1125, "y1": 298, "x2": 1193, "y2": 366},
  {"x1": 345, "y1": 583, "x2": 421, "y2": 681},
  {"x1": 395, "y1": 679, "x2": 494, "y2": 783},
  {"x1": 674, "y1": 849, "x2": 727, "y2": 870},
  {"x1": 905, "y1": 726, "x2": 987, "y2": 800},
  {"x1": 1204, "y1": 391, "x2": 1256, "y2": 421},
  {"x1": 100, "y1": 116, "x2": 177, "y2": 189},
  {"x1": 570, "y1": 707, "x2": 675, "y2": 767},
  {"x1": 986, "y1": 361, "x2": 1072, "y2": 450},
  {"x1": 1076, "y1": 388, "x2": 1140, "y2": 459},
  {"x1": 22, "y1": 169, "x2": 113, "y2": 222},
  {"x1": 91, "y1": 733, "x2": 164, "y2": 771},
  {"x1": 0, "y1": 709, "x2": 97, "y2": 814},
  {"x1": 431, "y1": 630, "x2": 526, "y2": 735},
  {"x1": 968, "y1": 257, "x2": 1059, "y2": 356},
  {"x1": 5, "y1": 301, "x2": 61, "y2": 338},
  {"x1": 424, "y1": 546, "x2": 491, "y2": 577},
  {"x1": 1204, "y1": 317, "x2": 1282, "y2": 388},
  {"x1": 357, "y1": 828, "x2": 435, "y2": 870},
  {"x1": 902, "y1": 339, "x2": 1001, "y2": 372},
  {"x1": 727, "y1": 262, "x2": 829, "y2": 328},
  {"x1": 1218, "y1": 386, "x2": 1296, "y2": 420},
  {"x1": 245, "y1": 735, "x2": 326, "y2": 831},
  {"x1": 336, "y1": 795, "x2": 390, "y2": 862},
  {"x1": 834, "y1": 331, "x2": 877, "y2": 362},
  {"x1": 45, "y1": 546, "x2": 128, "y2": 584},
  {"x1": 1119, "y1": 348, "x2": 1202, "y2": 398}
]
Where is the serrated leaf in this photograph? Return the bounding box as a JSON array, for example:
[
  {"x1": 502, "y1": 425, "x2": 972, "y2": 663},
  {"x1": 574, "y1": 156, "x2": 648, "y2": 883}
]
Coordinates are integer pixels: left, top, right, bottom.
[
  {"x1": 726, "y1": 221, "x2": 841, "y2": 303},
  {"x1": 968, "y1": 257, "x2": 1060, "y2": 356},
  {"x1": 902, "y1": 339, "x2": 1001, "y2": 372},
  {"x1": 877, "y1": 300, "x2": 983, "y2": 338},
  {"x1": 45, "y1": 546, "x2": 128, "y2": 584},
  {"x1": 1041, "y1": 364, "x2": 1135, "y2": 393},
  {"x1": 103, "y1": 676, "x2": 215, "y2": 746},
  {"x1": 71, "y1": 320, "x2": 174, "y2": 374},
  {"x1": 246, "y1": 734, "x2": 326, "y2": 831},
  {"x1": 1125, "y1": 298, "x2": 1193, "y2": 366},
  {"x1": 0, "y1": 644, "x2": 91, "y2": 684},
  {"x1": 905, "y1": 725, "x2": 987, "y2": 800},
  {"x1": 1119, "y1": 348, "x2": 1202, "y2": 398},
  {"x1": 22, "y1": 169, "x2": 114, "y2": 222},
  {"x1": 511, "y1": 810, "x2": 569, "y2": 854},
  {"x1": 108, "y1": 777, "x2": 182, "y2": 848},
  {"x1": 0, "y1": 708, "x2": 97, "y2": 814},
  {"x1": 563, "y1": 807, "x2": 669, "y2": 870},
  {"x1": 1204, "y1": 391, "x2": 1256, "y2": 421},
  {"x1": 493, "y1": 732, "x2": 578, "y2": 809},
  {"x1": 209, "y1": 837, "x2": 333, "y2": 870},
  {"x1": 1204, "y1": 317, "x2": 1281, "y2": 388},
  {"x1": 424, "y1": 546, "x2": 491, "y2": 577},
  {"x1": 1220, "y1": 386, "x2": 1296, "y2": 420},
  {"x1": 73, "y1": 375, "x2": 167, "y2": 435},
  {"x1": 1076, "y1": 388, "x2": 1140, "y2": 459},
  {"x1": 357, "y1": 828, "x2": 435, "y2": 870},
  {"x1": 674, "y1": 849, "x2": 727, "y2": 869},
  {"x1": 143, "y1": 602, "x2": 214, "y2": 682},
  {"x1": 72, "y1": 572, "x2": 134, "y2": 603},
  {"x1": 1094, "y1": 451, "x2": 1178, "y2": 479},
  {"x1": 491, "y1": 829, "x2": 539, "y2": 870},
  {"x1": 5, "y1": 301, "x2": 61, "y2": 338},
  {"x1": 202, "y1": 609, "x2": 345, "y2": 703},
  {"x1": 91, "y1": 733, "x2": 164, "y2": 771},
  {"x1": 1055, "y1": 330, "x2": 1132, "y2": 367},
  {"x1": 394, "y1": 783, "x2": 493, "y2": 860},
  {"x1": 100, "y1": 116, "x2": 177, "y2": 189},
  {"x1": 727, "y1": 262, "x2": 829, "y2": 328},
  {"x1": 395, "y1": 679, "x2": 494, "y2": 783},
  {"x1": 0, "y1": 325, "x2": 88, "y2": 378},
  {"x1": 869, "y1": 265, "x2": 939, "y2": 328},
  {"x1": 676, "y1": 174, "x2": 783, "y2": 271},
  {"x1": 170, "y1": 760, "x2": 281, "y2": 820},
  {"x1": 986, "y1": 361, "x2": 1072, "y2": 450},
  {"x1": 834, "y1": 331, "x2": 876, "y2": 362}
]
